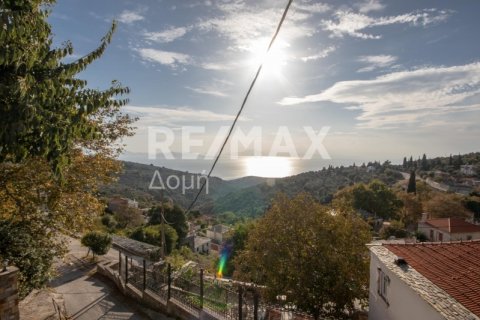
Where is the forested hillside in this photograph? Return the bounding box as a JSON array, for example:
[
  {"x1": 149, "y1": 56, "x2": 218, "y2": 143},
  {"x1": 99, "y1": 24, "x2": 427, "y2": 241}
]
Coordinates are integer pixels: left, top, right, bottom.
[{"x1": 103, "y1": 161, "x2": 402, "y2": 216}]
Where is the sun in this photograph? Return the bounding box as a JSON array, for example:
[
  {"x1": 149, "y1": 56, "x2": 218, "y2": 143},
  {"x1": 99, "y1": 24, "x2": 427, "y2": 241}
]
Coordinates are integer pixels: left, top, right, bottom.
[
  {"x1": 248, "y1": 37, "x2": 288, "y2": 75},
  {"x1": 245, "y1": 156, "x2": 293, "y2": 178}
]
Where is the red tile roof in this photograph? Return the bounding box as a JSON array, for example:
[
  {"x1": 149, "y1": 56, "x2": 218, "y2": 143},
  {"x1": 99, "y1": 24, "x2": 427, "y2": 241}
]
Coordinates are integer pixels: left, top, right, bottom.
[
  {"x1": 425, "y1": 217, "x2": 480, "y2": 233},
  {"x1": 385, "y1": 241, "x2": 480, "y2": 317}
]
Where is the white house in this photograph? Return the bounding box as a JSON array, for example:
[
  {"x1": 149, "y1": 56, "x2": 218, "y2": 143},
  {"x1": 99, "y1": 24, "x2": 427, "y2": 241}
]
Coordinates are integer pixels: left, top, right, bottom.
[
  {"x1": 206, "y1": 224, "x2": 230, "y2": 244},
  {"x1": 417, "y1": 215, "x2": 480, "y2": 242},
  {"x1": 186, "y1": 235, "x2": 211, "y2": 254},
  {"x1": 461, "y1": 165, "x2": 476, "y2": 176},
  {"x1": 368, "y1": 241, "x2": 480, "y2": 320}
]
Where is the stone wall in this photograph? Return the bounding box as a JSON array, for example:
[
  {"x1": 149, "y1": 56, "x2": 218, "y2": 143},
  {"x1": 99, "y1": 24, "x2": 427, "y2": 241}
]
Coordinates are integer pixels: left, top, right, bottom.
[{"x1": 0, "y1": 266, "x2": 20, "y2": 320}]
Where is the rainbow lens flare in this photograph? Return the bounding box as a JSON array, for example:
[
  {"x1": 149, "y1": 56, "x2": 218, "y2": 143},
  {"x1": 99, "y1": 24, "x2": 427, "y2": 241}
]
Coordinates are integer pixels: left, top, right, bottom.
[{"x1": 217, "y1": 248, "x2": 229, "y2": 278}]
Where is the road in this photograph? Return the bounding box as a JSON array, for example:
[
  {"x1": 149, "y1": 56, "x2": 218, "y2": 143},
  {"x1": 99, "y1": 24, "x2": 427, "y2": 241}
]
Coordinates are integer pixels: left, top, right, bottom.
[
  {"x1": 400, "y1": 171, "x2": 450, "y2": 192},
  {"x1": 49, "y1": 238, "x2": 149, "y2": 320}
]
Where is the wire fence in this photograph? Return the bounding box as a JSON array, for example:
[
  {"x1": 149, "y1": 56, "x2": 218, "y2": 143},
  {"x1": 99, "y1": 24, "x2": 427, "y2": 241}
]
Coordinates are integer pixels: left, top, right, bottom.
[{"x1": 120, "y1": 260, "x2": 315, "y2": 320}]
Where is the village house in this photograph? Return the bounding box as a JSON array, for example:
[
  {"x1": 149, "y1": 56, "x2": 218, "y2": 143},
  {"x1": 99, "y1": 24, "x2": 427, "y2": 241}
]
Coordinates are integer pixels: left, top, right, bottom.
[
  {"x1": 460, "y1": 165, "x2": 476, "y2": 176},
  {"x1": 186, "y1": 235, "x2": 211, "y2": 254},
  {"x1": 369, "y1": 240, "x2": 480, "y2": 320},
  {"x1": 108, "y1": 196, "x2": 139, "y2": 212},
  {"x1": 418, "y1": 214, "x2": 480, "y2": 241},
  {"x1": 206, "y1": 224, "x2": 230, "y2": 244},
  {"x1": 205, "y1": 224, "x2": 231, "y2": 253}
]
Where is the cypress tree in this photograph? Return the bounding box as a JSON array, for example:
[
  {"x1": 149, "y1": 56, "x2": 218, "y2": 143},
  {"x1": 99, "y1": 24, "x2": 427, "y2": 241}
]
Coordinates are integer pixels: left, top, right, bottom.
[
  {"x1": 407, "y1": 171, "x2": 416, "y2": 194},
  {"x1": 421, "y1": 154, "x2": 428, "y2": 171}
]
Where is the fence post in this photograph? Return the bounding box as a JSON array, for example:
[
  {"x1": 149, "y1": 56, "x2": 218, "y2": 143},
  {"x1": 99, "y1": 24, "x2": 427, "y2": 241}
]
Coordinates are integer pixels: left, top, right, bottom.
[
  {"x1": 125, "y1": 255, "x2": 128, "y2": 283},
  {"x1": 200, "y1": 268, "x2": 204, "y2": 309},
  {"x1": 238, "y1": 286, "x2": 243, "y2": 320},
  {"x1": 254, "y1": 291, "x2": 259, "y2": 320},
  {"x1": 167, "y1": 263, "x2": 172, "y2": 300},
  {"x1": 143, "y1": 259, "x2": 146, "y2": 291},
  {"x1": 118, "y1": 251, "x2": 121, "y2": 273}
]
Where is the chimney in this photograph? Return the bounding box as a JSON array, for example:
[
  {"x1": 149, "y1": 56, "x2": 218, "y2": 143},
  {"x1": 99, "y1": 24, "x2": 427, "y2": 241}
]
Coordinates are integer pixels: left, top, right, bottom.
[{"x1": 420, "y1": 212, "x2": 429, "y2": 222}]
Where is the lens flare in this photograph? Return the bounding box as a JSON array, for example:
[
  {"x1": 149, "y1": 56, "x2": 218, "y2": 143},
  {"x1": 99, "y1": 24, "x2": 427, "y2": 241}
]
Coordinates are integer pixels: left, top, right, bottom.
[{"x1": 217, "y1": 247, "x2": 230, "y2": 278}]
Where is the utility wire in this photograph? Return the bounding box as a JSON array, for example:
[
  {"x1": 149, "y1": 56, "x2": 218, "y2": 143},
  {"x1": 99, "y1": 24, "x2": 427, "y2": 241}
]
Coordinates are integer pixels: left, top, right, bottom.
[{"x1": 185, "y1": 0, "x2": 294, "y2": 213}]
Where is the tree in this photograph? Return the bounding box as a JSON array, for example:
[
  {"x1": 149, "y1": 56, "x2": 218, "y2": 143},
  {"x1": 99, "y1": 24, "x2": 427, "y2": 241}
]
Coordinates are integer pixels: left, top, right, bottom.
[
  {"x1": 81, "y1": 231, "x2": 112, "y2": 258},
  {"x1": 0, "y1": 0, "x2": 134, "y2": 296},
  {"x1": 396, "y1": 192, "x2": 423, "y2": 228},
  {"x1": 149, "y1": 204, "x2": 188, "y2": 245},
  {"x1": 235, "y1": 193, "x2": 371, "y2": 319},
  {"x1": 333, "y1": 180, "x2": 402, "y2": 219},
  {"x1": 379, "y1": 220, "x2": 408, "y2": 239},
  {"x1": 424, "y1": 193, "x2": 471, "y2": 219},
  {"x1": 421, "y1": 154, "x2": 429, "y2": 171},
  {"x1": 130, "y1": 225, "x2": 178, "y2": 255},
  {"x1": 113, "y1": 205, "x2": 144, "y2": 229},
  {"x1": 219, "y1": 221, "x2": 255, "y2": 277},
  {"x1": 407, "y1": 171, "x2": 416, "y2": 194},
  {"x1": 403, "y1": 157, "x2": 407, "y2": 169},
  {"x1": 0, "y1": 1, "x2": 130, "y2": 175}
]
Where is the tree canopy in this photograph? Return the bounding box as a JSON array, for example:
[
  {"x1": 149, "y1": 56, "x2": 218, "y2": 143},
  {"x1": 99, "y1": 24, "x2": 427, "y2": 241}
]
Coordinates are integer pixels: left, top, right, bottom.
[
  {"x1": 0, "y1": 0, "x2": 134, "y2": 296},
  {"x1": 0, "y1": 0, "x2": 130, "y2": 175},
  {"x1": 130, "y1": 224, "x2": 178, "y2": 255},
  {"x1": 234, "y1": 193, "x2": 371, "y2": 319},
  {"x1": 81, "y1": 231, "x2": 112, "y2": 258},
  {"x1": 149, "y1": 204, "x2": 188, "y2": 245},
  {"x1": 333, "y1": 180, "x2": 402, "y2": 219}
]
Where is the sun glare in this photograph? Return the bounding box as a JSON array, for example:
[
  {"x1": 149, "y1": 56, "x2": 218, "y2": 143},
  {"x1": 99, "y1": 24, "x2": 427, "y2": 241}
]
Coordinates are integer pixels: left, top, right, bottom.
[
  {"x1": 245, "y1": 156, "x2": 293, "y2": 178},
  {"x1": 248, "y1": 37, "x2": 288, "y2": 75}
]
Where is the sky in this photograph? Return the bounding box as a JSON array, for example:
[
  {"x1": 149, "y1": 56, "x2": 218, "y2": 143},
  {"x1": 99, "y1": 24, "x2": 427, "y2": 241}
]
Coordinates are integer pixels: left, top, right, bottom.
[{"x1": 49, "y1": 0, "x2": 480, "y2": 179}]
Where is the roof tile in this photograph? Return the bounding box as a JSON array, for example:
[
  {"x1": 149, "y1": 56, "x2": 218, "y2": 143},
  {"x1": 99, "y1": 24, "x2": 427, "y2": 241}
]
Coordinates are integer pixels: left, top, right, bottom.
[{"x1": 385, "y1": 240, "x2": 480, "y2": 317}]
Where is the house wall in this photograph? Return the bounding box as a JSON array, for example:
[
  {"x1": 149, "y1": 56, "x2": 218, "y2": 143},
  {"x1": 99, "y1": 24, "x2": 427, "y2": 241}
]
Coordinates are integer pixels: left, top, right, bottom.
[
  {"x1": 206, "y1": 230, "x2": 223, "y2": 243},
  {"x1": 369, "y1": 254, "x2": 445, "y2": 320},
  {"x1": 418, "y1": 223, "x2": 480, "y2": 241}
]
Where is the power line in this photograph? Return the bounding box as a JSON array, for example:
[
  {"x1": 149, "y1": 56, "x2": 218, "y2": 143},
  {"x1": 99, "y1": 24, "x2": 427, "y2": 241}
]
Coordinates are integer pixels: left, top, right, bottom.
[{"x1": 185, "y1": 0, "x2": 294, "y2": 213}]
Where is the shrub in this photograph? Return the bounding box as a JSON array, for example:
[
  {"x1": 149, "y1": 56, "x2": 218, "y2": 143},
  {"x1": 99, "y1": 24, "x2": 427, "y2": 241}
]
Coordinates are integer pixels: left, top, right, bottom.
[
  {"x1": 380, "y1": 220, "x2": 408, "y2": 239},
  {"x1": 414, "y1": 231, "x2": 428, "y2": 242},
  {"x1": 81, "y1": 231, "x2": 112, "y2": 258}
]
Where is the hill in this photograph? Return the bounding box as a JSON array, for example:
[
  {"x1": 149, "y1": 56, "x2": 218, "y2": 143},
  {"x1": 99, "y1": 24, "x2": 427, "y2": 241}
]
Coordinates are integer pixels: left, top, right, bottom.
[
  {"x1": 102, "y1": 161, "x2": 403, "y2": 216},
  {"x1": 100, "y1": 161, "x2": 267, "y2": 210}
]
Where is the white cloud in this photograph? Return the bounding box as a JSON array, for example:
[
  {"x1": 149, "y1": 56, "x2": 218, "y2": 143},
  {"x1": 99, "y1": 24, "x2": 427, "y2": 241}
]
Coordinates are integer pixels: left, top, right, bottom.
[
  {"x1": 117, "y1": 10, "x2": 144, "y2": 24},
  {"x1": 144, "y1": 27, "x2": 188, "y2": 43},
  {"x1": 137, "y1": 48, "x2": 191, "y2": 69},
  {"x1": 357, "y1": 55, "x2": 397, "y2": 72},
  {"x1": 123, "y1": 106, "x2": 248, "y2": 127},
  {"x1": 322, "y1": 9, "x2": 452, "y2": 39},
  {"x1": 185, "y1": 78, "x2": 233, "y2": 97},
  {"x1": 301, "y1": 46, "x2": 336, "y2": 62},
  {"x1": 279, "y1": 62, "x2": 480, "y2": 128},
  {"x1": 356, "y1": 0, "x2": 385, "y2": 14},
  {"x1": 294, "y1": 1, "x2": 330, "y2": 13},
  {"x1": 185, "y1": 86, "x2": 227, "y2": 97},
  {"x1": 199, "y1": 62, "x2": 235, "y2": 71},
  {"x1": 197, "y1": 2, "x2": 316, "y2": 52}
]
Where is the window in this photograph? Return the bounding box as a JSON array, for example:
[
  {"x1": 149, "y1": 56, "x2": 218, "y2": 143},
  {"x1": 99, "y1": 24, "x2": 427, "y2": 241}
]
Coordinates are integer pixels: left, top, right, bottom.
[
  {"x1": 430, "y1": 230, "x2": 434, "y2": 240},
  {"x1": 377, "y1": 268, "x2": 390, "y2": 305},
  {"x1": 438, "y1": 232, "x2": 443, "y2": 242}
]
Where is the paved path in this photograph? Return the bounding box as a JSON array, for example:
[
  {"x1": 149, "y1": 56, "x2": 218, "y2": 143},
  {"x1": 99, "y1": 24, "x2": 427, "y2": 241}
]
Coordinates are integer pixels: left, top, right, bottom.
[{"x1": 50, "y1": 238, "x2": 149, "y2": 320}]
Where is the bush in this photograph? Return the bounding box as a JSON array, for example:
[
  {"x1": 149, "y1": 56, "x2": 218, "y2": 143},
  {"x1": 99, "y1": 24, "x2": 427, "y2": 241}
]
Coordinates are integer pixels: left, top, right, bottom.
[
  {"x1": 129, "y1": 224, "x2": 178, "y2": 255},
  {"x1": 380, "y1": 220, "x2": 408, "y2": 239},
  {"x1": 101, "y1": 214, "x2": 117, "y2": 229},
  {"x1": 414, "y1": 231, "x2": 428, "y2": 242},
  {"x1": 81, "y1": 231, "x2": 112, "y2": 257}
]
